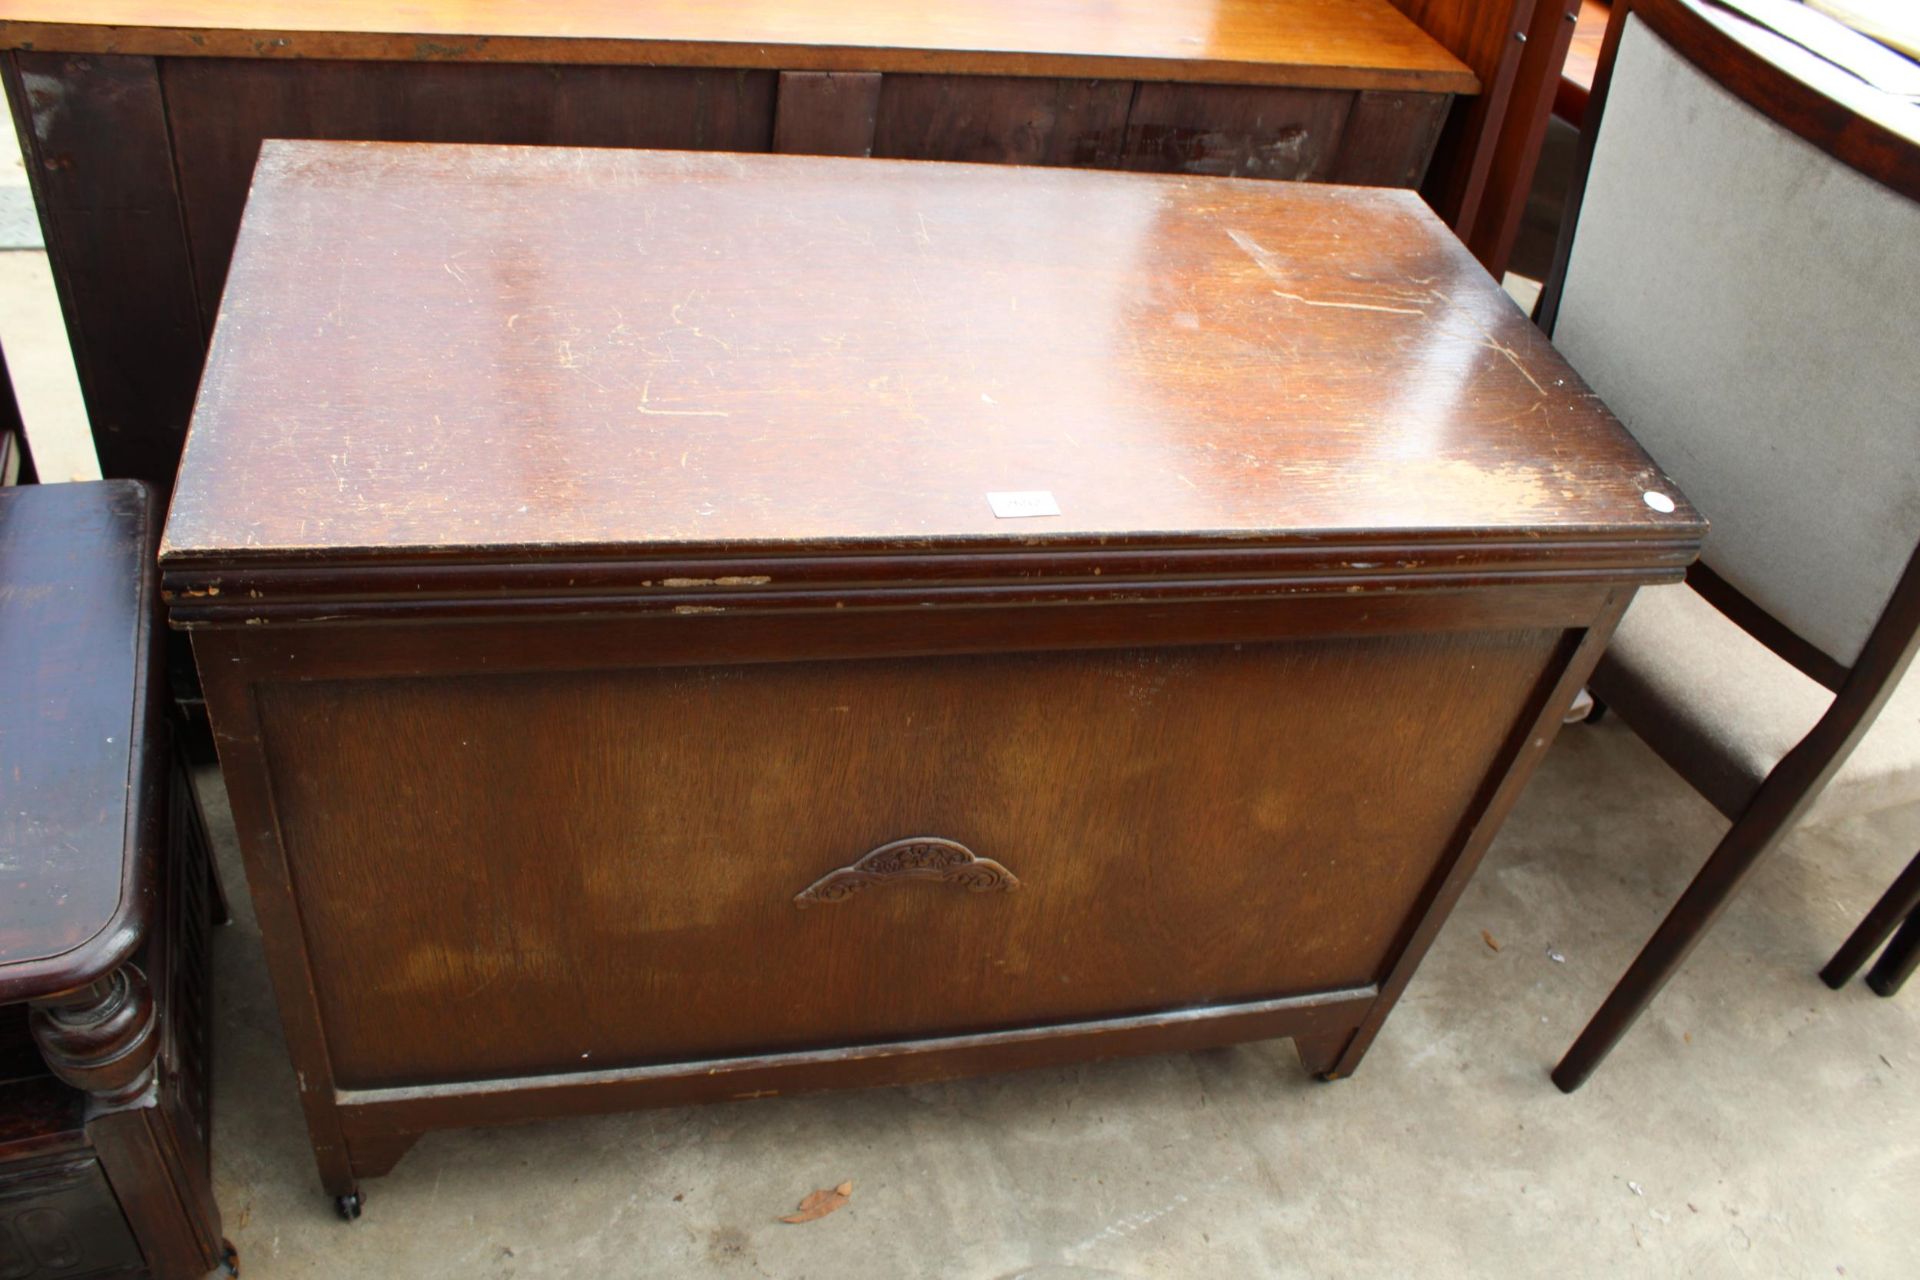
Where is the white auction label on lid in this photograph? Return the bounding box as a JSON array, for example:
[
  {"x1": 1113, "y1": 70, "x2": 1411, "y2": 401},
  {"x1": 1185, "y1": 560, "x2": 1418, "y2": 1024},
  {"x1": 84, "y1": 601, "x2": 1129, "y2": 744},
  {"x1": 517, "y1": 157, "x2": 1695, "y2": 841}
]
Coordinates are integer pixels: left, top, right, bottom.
[{"x1": 987, "y1": 491, "x2": 1062, "y2": 519}]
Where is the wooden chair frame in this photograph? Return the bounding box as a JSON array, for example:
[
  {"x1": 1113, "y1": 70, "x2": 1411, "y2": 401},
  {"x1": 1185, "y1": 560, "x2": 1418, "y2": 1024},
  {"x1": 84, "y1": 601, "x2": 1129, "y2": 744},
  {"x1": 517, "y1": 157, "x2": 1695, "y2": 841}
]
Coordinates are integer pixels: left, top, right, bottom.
[{"x1": 1534, "y1": 0, "x2": 1920, "y2": 1090}]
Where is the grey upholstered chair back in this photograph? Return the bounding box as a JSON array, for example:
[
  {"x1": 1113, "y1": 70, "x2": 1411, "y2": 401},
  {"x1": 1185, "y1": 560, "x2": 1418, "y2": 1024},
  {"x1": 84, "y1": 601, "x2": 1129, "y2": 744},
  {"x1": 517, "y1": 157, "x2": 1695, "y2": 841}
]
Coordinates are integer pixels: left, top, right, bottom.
[{"x1": 1552, "y1": 13, "x2": 1920, "y2": 668}]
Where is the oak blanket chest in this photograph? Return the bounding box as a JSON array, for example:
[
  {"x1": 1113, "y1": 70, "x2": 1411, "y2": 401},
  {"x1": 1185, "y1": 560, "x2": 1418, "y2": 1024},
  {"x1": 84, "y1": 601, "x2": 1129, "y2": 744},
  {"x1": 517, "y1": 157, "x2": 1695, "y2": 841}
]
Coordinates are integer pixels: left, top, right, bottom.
[{"x1": 161, "y1": 140, "x2": 1702, "y2": 1210}]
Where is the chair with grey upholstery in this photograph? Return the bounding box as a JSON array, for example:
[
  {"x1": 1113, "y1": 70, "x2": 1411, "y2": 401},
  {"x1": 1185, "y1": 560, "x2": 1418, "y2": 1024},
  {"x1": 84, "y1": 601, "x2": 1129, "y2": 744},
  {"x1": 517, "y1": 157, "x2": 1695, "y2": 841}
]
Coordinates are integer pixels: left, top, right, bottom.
[{"x1": 1533, "y1": 0, "x2": 1920, "y2": 1090}]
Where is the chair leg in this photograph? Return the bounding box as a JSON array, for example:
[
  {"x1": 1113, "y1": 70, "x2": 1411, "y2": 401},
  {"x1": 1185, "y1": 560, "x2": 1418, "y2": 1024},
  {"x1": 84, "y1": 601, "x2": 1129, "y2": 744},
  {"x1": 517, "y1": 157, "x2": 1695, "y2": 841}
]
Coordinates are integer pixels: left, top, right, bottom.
[
  {"x1": 1553, "y1": 806, "x2": 1786, "y2": 1093},
  {"x1": 1866, "y1": 911, "x2": 1920, "y2": 997},
  {"x1": 1821, "y1": 846, "x2": 1920, "y2": 989}
]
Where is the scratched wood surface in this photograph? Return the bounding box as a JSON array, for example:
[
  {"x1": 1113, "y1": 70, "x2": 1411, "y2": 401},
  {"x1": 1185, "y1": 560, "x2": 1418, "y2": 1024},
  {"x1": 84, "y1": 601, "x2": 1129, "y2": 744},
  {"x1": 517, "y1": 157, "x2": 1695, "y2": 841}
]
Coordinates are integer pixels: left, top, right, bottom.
[
  {"x1": 162, "y1": 141, "x2": 1696, "y2": 576},
  {"x1": 0, "y1": 0, "x2": 1477, "y2": 92},
  {"x1": 0, "y1": 481, "x2": 158, "y2": 998},
  {"x1": 256, "y1": 628, "x2": 1557, "y2": 1086}
]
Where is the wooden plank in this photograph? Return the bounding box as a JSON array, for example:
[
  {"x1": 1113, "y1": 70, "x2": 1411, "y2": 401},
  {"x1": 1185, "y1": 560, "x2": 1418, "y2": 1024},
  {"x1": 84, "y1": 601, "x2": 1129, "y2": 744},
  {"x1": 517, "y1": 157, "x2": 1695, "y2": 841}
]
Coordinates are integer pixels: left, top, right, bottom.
[
  {"x1": 332, "y1": 989, "x2": 1379, "y2": 1145},
  {"x1": 774, "y1": 70, "x2": 880, "y2": 156},
  {"x1": 3, "y1": 53, "x2": 202, "y2": 489},
  {"x1": 0, "y1": 0, "x2": 1480, "y2": 93},
  {"x1": 1463, "y1": 0, "x2": 1583, "y2": 276},
  {"x1": 1391, "y1": 0, "x2": 1537, "y2": 230},
  {"x1": 159, "y1": 58, "x2": 777, "y2": 332},
  {"x1": 1556, "y1": 0, "x2": 1611, "y2": 123},
  {"x1": 1328, "y1": 89, "x2": 1452, "y2": 185},
  {"x1": 872, "y1": 74, "x2": 1132, "y2": 167},
  {"x1": 1120, "y1": 83, "x2": 1354, "y2": 179}
]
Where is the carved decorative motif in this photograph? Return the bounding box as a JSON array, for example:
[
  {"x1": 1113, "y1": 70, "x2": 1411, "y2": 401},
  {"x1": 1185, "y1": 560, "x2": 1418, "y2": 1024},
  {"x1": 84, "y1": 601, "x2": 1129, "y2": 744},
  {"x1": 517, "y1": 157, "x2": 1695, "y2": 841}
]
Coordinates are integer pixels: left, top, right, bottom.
[
  {"x1": 28, "y1": 965, "x2": 160, "y2": 1106},
  {"x1": 795, "y1": 837, "x2": 1019, "y2": 907}
]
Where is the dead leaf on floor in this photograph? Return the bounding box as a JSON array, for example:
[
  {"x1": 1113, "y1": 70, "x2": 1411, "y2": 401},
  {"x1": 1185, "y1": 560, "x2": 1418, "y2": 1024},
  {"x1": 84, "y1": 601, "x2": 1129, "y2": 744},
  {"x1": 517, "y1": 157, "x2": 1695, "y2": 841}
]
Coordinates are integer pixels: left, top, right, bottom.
[
  {"x1": 780, "y1": 1180, "x2": 852, "y2": 1224},
  {"x1": 1481, "y1": 929, "x2": 1501, "y2": 952}
]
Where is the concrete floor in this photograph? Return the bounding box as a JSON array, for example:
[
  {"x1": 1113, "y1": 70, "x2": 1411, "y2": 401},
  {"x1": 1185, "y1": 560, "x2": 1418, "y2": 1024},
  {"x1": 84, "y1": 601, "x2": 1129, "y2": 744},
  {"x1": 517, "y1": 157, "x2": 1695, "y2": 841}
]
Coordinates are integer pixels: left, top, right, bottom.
[
  {"x1": 4, "y1": 113, "x2": 1913, "y2": 1280},
  {"x1": 193, "y1": 717, "x2": 1920, "y2": 1279}
]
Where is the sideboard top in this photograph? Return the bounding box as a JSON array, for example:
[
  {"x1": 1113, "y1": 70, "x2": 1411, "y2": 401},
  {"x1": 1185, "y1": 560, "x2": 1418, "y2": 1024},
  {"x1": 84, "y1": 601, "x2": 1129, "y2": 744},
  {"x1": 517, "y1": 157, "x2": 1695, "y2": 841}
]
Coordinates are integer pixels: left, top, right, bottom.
[
  {"x1": 0, "y1": 481, "x2": 156, "y2": 997},
  {"x1": 0, "y1": 0, "x2": 1477, "y2": 92},
  {"x1": 162, "y1": 142, "x2": 1699, "y2": 610}
]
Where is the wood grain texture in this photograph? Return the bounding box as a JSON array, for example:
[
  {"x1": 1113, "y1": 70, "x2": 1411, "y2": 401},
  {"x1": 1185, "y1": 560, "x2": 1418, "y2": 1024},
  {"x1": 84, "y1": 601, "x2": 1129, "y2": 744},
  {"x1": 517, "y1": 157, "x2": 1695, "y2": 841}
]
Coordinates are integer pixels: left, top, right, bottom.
[
  {"x1": 1120, "y1": 82, "x2": 1355, "y2": 178},
  {"x1": 0, "y1": 482, "x2": 160, "y2": 1000},
  {"x1": 774, "y1": 70, "x2": 881, "y2": 157},
  {"x1": 872, "y1": 75, "x2": 1132, "y2": 167},
  {"x1": 253, "y1": 632, "x2": 1558, "y2": 1088},
  {"x1": 1461, "y1": 0, "x2": 1582, "y2": 276},
  {"x1": 2, "y1": 53, "x2": 203, "y2": 486},
  {"x1": 160, "y1": 143, "x2": 1699, "y2": 587},
  {"x1": 159, "y1": 58, "x2": 777, "y2": 330},
  {"x1": 1556, "y1": 0, "x2": 1610, "y2": 123},
  {"x1": 1391, "y1": 0, "x2": 1536, "y2": 228},
  {"x1": 0, "y1": 1, "x2": 1478, "y2": 93},
  {"x1": 1328, "y1": 89, "x2": 1452, "y2": 185}
]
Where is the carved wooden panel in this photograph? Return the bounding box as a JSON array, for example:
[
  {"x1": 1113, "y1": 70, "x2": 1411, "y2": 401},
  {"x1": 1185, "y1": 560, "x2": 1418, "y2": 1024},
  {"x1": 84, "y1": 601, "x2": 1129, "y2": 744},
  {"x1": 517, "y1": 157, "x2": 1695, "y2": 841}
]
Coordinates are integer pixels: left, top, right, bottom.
[
  {"x1": 795, "y1": 838, "x2": 1020, "y2": 906},
  {"x1": 0, "y1": 1158, "x2": 142, "y2": 1279}
]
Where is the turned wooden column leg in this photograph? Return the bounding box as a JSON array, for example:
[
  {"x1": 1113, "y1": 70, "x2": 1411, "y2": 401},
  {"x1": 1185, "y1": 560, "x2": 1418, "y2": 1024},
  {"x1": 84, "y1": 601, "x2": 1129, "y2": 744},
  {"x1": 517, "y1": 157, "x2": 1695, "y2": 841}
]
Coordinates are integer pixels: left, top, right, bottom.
[{"x1": 29, "y1": 965, "x2": 161, "y2": 1106}]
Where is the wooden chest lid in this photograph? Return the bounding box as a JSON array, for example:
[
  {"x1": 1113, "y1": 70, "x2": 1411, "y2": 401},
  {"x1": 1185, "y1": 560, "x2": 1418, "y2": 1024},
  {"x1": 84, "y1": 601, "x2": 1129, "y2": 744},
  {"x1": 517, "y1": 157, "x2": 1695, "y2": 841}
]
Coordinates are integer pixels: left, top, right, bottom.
[
  {"x1": 161, "y1": 141, "x2": 1701, "y2": 622},
  {"x1": 1, "y1": 481, "x2": 159, "y2": 999}
]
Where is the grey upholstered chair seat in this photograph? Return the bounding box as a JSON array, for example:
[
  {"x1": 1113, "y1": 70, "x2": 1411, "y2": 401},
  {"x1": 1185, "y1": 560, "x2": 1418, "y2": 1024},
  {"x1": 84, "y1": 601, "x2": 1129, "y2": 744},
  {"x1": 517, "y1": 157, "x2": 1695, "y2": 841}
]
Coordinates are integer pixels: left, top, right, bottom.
[{"x1": 1594, "y1": 582, "x2": 1920, "y2": 825}]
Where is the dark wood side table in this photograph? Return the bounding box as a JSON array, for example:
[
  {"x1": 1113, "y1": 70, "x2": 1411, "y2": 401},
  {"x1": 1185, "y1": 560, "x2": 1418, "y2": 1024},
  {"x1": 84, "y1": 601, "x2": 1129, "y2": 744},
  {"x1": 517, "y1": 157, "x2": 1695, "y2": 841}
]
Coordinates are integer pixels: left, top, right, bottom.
[
  {"x1": 163, "y1": 142, "x2": 1703, "y2": 1213},
  {"x1": 0, "y1": 482, "x2": 228, "y2": 1279}
]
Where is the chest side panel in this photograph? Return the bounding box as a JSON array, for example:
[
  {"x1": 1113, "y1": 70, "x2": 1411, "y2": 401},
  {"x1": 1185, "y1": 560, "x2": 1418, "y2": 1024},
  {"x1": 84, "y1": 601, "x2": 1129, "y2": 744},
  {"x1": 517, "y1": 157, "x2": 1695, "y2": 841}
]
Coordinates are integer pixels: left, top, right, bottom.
[{"x1": 251, "y1": 627, "x2": 1558, "y2": 1088}]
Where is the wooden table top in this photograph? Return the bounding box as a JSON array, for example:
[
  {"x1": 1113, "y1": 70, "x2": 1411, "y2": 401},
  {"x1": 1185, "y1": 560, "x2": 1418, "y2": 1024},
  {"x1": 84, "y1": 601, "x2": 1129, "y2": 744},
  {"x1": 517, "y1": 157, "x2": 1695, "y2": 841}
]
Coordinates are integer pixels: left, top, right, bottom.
[
  {"x1": 0, "y1": 481, "x2": 157, "y2": 1000},
  {"x1": 162, "y1": 142, "x2": 1698, "y2": 602},
  {"x1": 161, "y1": 140, "x2": 1697, "y2": 594},
  {"x1": 0, "y1": 0, "x2": 1478, "y2": 93},
  {"x1": 161, "y1": 140, "x2": 1697, "y2": 575}
]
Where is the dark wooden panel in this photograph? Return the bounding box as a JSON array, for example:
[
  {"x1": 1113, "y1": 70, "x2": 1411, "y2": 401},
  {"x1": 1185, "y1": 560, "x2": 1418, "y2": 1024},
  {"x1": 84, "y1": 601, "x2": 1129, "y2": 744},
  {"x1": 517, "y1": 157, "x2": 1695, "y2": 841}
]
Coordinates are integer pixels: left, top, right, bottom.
[
  {"x1": 159, "y1": 57, "x2": 778, "y2": 330},
  {"x1": 872, "y1": 74, "x2": 1131, "y2": 166},
  {"x1": 1119, "y1": 83, "x2": 1354, "y2": 179},
  {"x1": 255, "y1": 630, "x2": 1559, "y2": 1088},
  {"x1": 334, "y1": 988, "x2": 1375, "y2": 1165},
  {"x1": 0, "y1": 1156, "x2": 144, "y2": 1277},
  {"x1": 1329, "y1": 89, "x2": 1451, "y2": 186},
  {"x1": 3, "y1": 53, "x2": 202, "y2": 487},
  {"x1": 774, "y1": 70, "x2": 881, "y2": 155}
]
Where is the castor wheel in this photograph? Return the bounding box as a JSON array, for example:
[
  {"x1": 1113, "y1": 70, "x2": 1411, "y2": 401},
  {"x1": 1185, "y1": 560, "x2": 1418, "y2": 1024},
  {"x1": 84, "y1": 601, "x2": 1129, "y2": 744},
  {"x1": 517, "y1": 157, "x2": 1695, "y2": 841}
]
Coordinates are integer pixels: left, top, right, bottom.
[{"x1": 335, "y1": 1190, "x2": 364, "y2": 1221}]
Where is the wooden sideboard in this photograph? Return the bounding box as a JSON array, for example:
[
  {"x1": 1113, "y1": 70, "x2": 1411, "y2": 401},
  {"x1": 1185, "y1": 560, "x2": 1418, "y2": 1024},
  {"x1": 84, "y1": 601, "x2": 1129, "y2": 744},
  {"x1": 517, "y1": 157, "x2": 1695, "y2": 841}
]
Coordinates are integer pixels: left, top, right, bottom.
[
  {"x1": 1, "y1": 481, "x2": 227, "y2": 1279},
  {"x1": 162, "y1": 141, "x2": 1701, "y2": 1211},
  {"x1": 1, "y1": 0, "x2": 1485, "y2": 495}
]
